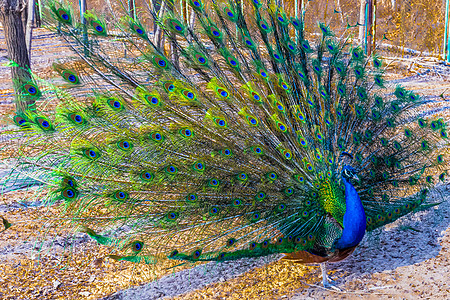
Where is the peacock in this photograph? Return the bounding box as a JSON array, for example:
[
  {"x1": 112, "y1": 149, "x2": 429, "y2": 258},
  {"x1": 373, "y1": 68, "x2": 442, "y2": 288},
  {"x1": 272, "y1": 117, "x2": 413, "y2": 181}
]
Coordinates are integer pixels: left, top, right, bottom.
[{"x1": 3, "y1": 0, "x2": 449, "y2": 289}]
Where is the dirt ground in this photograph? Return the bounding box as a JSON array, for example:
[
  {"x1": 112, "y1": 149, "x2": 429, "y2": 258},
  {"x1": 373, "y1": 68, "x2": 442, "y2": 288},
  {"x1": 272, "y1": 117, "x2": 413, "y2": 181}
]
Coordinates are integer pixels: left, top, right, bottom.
[{"x1": 0, "y1": 27, "x2": 449, "y2": 300}]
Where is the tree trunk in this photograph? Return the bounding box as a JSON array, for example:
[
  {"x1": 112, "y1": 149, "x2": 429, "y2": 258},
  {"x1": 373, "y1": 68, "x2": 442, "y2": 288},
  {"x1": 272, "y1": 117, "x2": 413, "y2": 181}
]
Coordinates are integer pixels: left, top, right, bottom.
[
  {"x1": 152, "y1": 0, "x2": 162, "y2": 33},
  {"x1": 25, "y1": 0, "x2": 34, "y2": 59},
  {"x1": 21, "y1": 0, "x2": 26, "y2": 33},
  {"x1": 367, "y1": 0, "x2": 373, "y2": 55},
  {"x1": 167, "y1": 0, "x2": 179, "y2": 69},
  {"x1": 0, "y1": 0, "x2": 35, "y2": 112},
  {"x1": 358, "y1": 0, "x2": 366, "y2": 46},
  {"x1": 79, "y1": 0, "x2": 88, "y2": 55},
  {"x1": 34, "y1": 0, "x2": 40, "y2": 27},
  {"x1": 128, "y1": 0, "x2": 136, "y2": 20},
  {"x1": 189, "y1": 7, "x2": 195, "y2": 31},
  {"x1": 154, "y1": 0, "x2": 166, "y2": 48}
]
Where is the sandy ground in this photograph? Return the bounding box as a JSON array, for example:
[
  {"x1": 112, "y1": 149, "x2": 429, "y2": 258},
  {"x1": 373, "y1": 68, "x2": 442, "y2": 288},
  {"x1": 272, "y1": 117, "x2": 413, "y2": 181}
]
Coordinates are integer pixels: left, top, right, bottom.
[{"x1": 0, "y1": 27, "x2": 449, "y2": 299}]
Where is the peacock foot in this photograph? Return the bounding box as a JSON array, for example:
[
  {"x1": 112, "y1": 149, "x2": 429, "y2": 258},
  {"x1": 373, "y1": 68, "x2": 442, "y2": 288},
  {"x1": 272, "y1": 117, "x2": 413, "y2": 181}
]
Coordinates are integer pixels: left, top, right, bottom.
[{"x1": 320, "y1": 263, "x2": 343, "y2": 291}]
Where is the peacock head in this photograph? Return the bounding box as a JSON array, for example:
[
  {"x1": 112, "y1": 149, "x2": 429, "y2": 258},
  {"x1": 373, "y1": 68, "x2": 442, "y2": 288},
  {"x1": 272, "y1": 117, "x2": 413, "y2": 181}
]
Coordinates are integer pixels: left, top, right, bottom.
[{"x1": 342, "y1": 165, "x2": 359, "y2": 182}]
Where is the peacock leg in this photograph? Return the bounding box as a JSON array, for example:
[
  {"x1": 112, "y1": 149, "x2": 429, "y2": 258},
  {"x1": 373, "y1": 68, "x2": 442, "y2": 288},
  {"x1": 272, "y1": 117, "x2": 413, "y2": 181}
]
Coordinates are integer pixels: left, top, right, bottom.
[
  {"x1": 320, "y1": 262, "x2": 329, "y2": 286},
  {"x1": 320, "y1": 262, "x2": 342, "y2": 291}
]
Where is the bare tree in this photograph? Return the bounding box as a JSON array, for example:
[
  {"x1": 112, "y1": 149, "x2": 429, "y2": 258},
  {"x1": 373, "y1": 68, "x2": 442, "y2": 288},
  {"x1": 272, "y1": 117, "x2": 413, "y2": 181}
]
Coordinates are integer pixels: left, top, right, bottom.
[
  {"x1": 358, "y1": 0, "x2": 366, "y2": 46},
  {"x1": 0, "y1": 0, "x2": 35, "y2": 112},
  {"x1": 25, "y1": 0, "x2": 34, "y2": 59}
]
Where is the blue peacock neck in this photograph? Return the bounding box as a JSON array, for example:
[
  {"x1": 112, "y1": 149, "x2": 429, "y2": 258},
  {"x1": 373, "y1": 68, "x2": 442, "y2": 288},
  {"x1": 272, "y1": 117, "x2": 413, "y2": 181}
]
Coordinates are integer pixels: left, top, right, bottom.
[{"x1": 334, "y1": 176, "x2": 366, "y2": 250}]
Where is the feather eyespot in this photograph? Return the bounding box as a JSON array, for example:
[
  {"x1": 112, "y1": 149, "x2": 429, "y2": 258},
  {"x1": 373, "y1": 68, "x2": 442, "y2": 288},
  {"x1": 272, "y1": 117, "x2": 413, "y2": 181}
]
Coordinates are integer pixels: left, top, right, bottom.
[
  {"x1": 284, "y1": 187, "x2": 294, "y2": 196},
  {"x1": 267, "y1": 172, "x2": 277, "y2": 181},
  {"x1": 131, "y1": 241, "x2": 143, "y2": 252},
  {"x1": 61, "y1": 70, "x2": 79, "y2": 84},
  {"x1": 91, "y1": 21, "x2": 105, "y2": 34},
  {"x1": 13, "y1": 115, "x2": 28, "y2": 127},
  {"x1": 258, "y1": 19, "x2": 270, "y2": 32},
  {"x1": 107, "y1": 98, "x2": 124, "y2": 110},
  {"x1": 132, "y1": 24, "x2": 145, "y2": 36},
  {"x1": 421, "y1": 140, "x2": 429, "y2": 150},
  {"x1": 118, "y1": 140, "x2": 133, "y2": 151},
  {"x1": 281, "y1": 149, "x2": 292, "y2": 160},
  {"x1": 209, "y1": 206, "x2": 219, "y2": 215},
  {"x1": 57, "y1": 8, "x2": 71, "y2": 23},
  {"x1": 294, "y1": 174, "x2": 305, "y2": 183},
  {"x1": 150, "y1": 131, "x2": 165, "y2": 143},
  {"x1": 112, "y1": 191, "x2": 129, "y2": 201},
  {"x1": 247, "y1": 116, "x2": 258, "y2": 126},
  {"x1": 227, "y1": 238, "x2": 236, "y2": 247},
  {"x1": 220, "y1": 148, "x2": 232, "y2": 157},
  {"x1": 179, "y1": 128, "x2": 193, "y2": 138},
  {"x1": 209, "y1": 178, "x2": 219, "y2": 187},
  {"x1": 193, "y1": 161, "x2": 205, "y2": 172},
  {"x1": 163, "y1": 82, "x2": 174, "y2": 92},
  {"x1": 250, "y1": 92, "x2": 261, "y2": 102},
  {"x1": 208, "y1": 26, "x2": 221, "y2": 38},
  {"x1": 145, "y1": 94, "x2": 161, "y2": 106},
  {"x1": 182, "y1": 90, "x2": 195, "y2": 100},
  {"x1": 61, "y1": 187, "x2": 78, "y2": 200},
  {"x1": 255, "y1": 191, "x2": 266, "y2": 201},
  {"x1": 277, "y1": 204, "x2": 286, "y2": 212},
  {"x1": 68, "y1": 113, "x2": 86, "y2": 125},
  {"x1": 251, "y1": 213, "x2": 260, "y2": 222},
  {"x1": 186, "y1": 193, "x2": 198, "y2": 203},
  {"x1": 23, "y1": 83, "x2": 40, "y2": 97},
  {"x1": 169, "y1": 250, "x2": 179, "y2": 258},
  {"x1": 83, "y1": 149, "x2": 100, "y2": 160},
  {"x1": 61, "y1": 178, "x2": 75, "y2": 187},
  {"x1": 252, "y1": 146, "x2": 263, "y2": 155},
  {"x1": 167, "y1": 211, "x2": 179, "y2": 221},
  {"x1": 192, "y1": 249, "x2": 202, "y2": 259},
  {"x1": 277, "y1": 122, "x2": 287, "y2": 132},
  {"x1": 167, "y1": 19, "x2": 184, "y2": 34},
  {"x1": 261, "y1": 240, "x2": 269, "y2": 249},
  {"x1": 195, "y1": 53, "x2": 207, "y2": 65},
  {"x1": 238, "y1": 172, "x2": 248, "y2": 181},
  {"x1": 232, "y1": 198, "x2": 241, "y2": 207},
  {"x1": 140, "y1": 171, "x2": 154, "y2": 182},
  {"x1": 166, "y1": 165, "x2": 177, "y2": 175},
  {"x1": 35, "y1": 116, "x2": 52, "y2": 131}
]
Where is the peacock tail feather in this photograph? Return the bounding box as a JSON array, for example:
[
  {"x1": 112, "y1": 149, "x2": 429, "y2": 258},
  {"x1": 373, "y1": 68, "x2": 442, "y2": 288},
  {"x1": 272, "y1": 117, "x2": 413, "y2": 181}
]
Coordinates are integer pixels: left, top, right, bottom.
[{"x1": 3, "y1": 0, "x2": 449, "y2": 266}]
